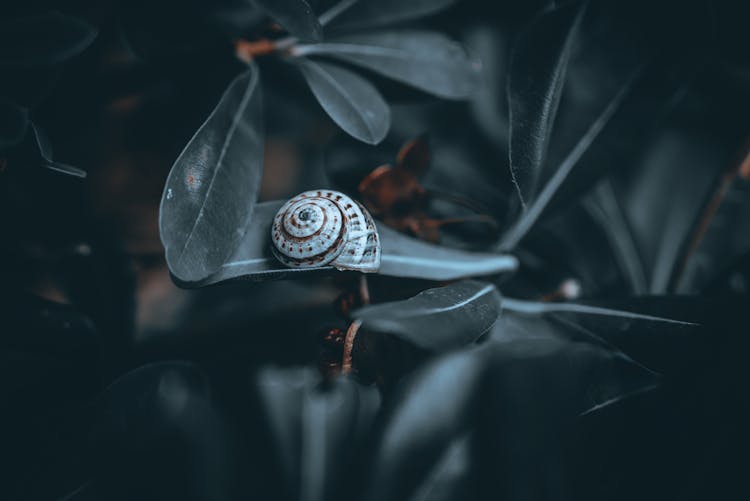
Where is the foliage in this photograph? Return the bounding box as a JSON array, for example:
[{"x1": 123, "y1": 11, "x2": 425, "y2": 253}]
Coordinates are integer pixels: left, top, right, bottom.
[{"x1": 2, "y1": 0, "x2": 750, "y2": 500}]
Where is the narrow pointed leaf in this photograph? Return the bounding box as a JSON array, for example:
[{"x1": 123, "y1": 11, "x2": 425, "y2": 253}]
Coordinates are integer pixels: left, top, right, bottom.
[
  {"x1": 297, "y1": 58, "x2": 390, "y2": 144},
  {"x1": 172, "y1": 200, "x2": 517, "y2": 287},
  {"x1": 325, "y1": 0, "x2": 456, "y2": 32},
  {"x1": 0, "y1": 11, "x2": 97, "y2": 67},
  {"x1": 378, "y1": 224, "x2": 518, "y2": 280},
  {"x1": 584, "y1": 180, "x2": 648, "y2": 293},
  {"x1": 501, "y1": 297, "x2": 697, "y2": 325},
  {"x1": 295, "y1": 31, "x2": 479, "y2": 99},
  {"x1": 353, "y1": 280, "x2": 502, "y2": 351},
  {"x1": 500, "y1": 66, "x2": 640, "y2": 250},
  {"x1": 31, "y1": 123, "x2": 87, "y2": 177},
  {"x1": 252, "y1": 0, "x2": 322, "y2": 42},
  {"x1": 507, "y1": 2, "x2": 586, "y2": 208},
  {"x1": 160, "y1": 63, "x2": 264, "y2": 283},
  {"x1": 509, "y1": 296, "x2": 715, "y2": 377}
]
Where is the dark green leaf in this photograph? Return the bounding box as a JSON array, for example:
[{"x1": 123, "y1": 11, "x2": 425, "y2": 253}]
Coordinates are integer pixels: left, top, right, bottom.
[
  {"x1": 363, "y1": 349, "x2": 483, "y2": 501},
  {"x1": 501, "y1": 297, "x2": 695, "y2": 325},
  {"x1": 160, "y1": 63, "x2": 264, "y2": 283},
  {"x1": 499, "y1": 295, "x2": 712, "y2": 378},
  {"x1": 0, "y1": 99, "x2": 28, "y2": 148},
  {"x1": 507, "y1": 2, "x2": 586, "y2": 208},
  {"x1": 254, "y1": 367, "x2": 381, "y2": 501},
  {"x1": 295, "y1": 31, "x2": 480, "y2": 99},
  {"x1": 324, "y1": 0, "x2": 456, "y2": 32},
  {"x1": 499, "y1": 67, "x2": 640, "y2": 250},
  {"x1": 476, "y1": 320, "x2": 658, "y2": 499},
  {"x1": 583, "y1": 180, "x2": 648, "y2": 293},
  {"x1": 252, "y1": 0, "x2": 322, "y2": 42},
  {"x1": 407, "y1": 436, "x2": 473, "y2": 501},
  {"x1": 90, "y1": 363, "x2": 243, "y2": 500},
  {"x1": 30, "y1": 123, "x2": 87, "y2": 178},
  {"x1": 599, "y1": 104, "x2": 740, "y2": 293},
  {"x1": 296, "y1": 58, "x2": 390, "y2": 144},
  {"x1": 0, "y1": 11, "x2": 97, "y2": 68},
  {"x1": 353, "y1": 280, "x2": 501, "y2": 351},
  {"x1": 378, "y1": 224, "x2": 518, "y2": 280},
  {"x1": 464, "y1": 25, "x2": 510, "y2": 151},
  {"x1": 172, "y1": 200, "x2": 517, "y2": 287}
]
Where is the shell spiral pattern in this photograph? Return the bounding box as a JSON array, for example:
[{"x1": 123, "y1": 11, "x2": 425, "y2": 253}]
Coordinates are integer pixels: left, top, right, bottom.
[{"x1": 271, "y1": 190, "x2": 381, "y2": 273}]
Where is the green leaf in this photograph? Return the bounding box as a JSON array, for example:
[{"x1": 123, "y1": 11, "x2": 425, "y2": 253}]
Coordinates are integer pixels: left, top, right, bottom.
[
  {"x1": 253, "y1": 367, "x2": 381, "y2": 501},
  {"x1": 295, "y1": 30, "x2": 480, "y2": 99},
  {"x1": 499, "y1": 67, "x2": 640, "y2": 250},
  {"x1": 160, "y1": 63, "x2": 264, "y2": 283},
  {"x1": 171, "y1": 200, "x2": 517, "y2": 287},
  {"x1": 252, "y1": 0, "x2": 322, "y2": 42},
  {"x1": 507, "y1": 2, "x2": 586, "y2": 208},
  {"x1": 30, "y1": 123, "x2": 87, "y2": 178},
  {"x1": 353, "y1": 280, "x2": 502, "y2": 351},
  {"x1": 324, "y1": 0, "x2": 456, "y2": 32},
  {"x1": 296, "y1": 58, "x2": 390, "y2": 144}
]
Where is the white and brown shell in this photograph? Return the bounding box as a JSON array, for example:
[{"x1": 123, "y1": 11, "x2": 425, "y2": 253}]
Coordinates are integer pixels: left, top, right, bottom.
[{"x1": 271, "y1": 190, "x2": 381, "y2": 273}]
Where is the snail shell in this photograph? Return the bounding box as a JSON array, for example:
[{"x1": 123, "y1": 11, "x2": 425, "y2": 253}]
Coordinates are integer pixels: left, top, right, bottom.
[{"x1": 271, "y1": 190, "x2": 381, "y2": 273}]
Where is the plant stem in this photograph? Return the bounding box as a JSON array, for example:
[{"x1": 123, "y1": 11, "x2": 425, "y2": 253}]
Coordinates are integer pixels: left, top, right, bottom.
[{"x1": 234, "y1": 36, "x2": 298, "y2": 63}]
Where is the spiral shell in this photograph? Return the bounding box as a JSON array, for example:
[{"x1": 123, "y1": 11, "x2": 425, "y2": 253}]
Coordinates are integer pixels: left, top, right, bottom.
[{"x1": 271, "y1": 190, "x2": 381, "y2": 273}]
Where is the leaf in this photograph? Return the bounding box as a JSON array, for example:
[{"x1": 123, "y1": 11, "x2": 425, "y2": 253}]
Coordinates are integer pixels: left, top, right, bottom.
[
  {"x1": 353, "y1": 280, "x2": 501, "y2": 351},
  {"x1": 252, "y1": 0, "x2": 322, "y2": 42},
  {"x1": 0, "y1": 11, "x2": 97, "y2": 68},
  {"x1": 363, "y1": 349, "x2": 484, "y2": 501},
  {"x1": 324, "y1": 0, "x2": 456, "y2": 32},
  {"x1": 507, "y1": 2, "x2": 586, "y2": 208},
  {"x1": 295, "y1": 31, "x2": 479, "y2": 99},
  {"x1": 407, "y1": 436, "x2": 473, "y2": 501},
  {"x1": 583, "y1": 180, "x2": 648, "y2": 294},
  {"x1": 253, "y1": 368, "x2": 381, "y2": 501},
  {"x1": 378, "y1": 224, "x2": 518, "y2": 280},
  {"x1": 296, "y1": 58, "x2": 390, "y2": 144},
  {"x1": 90, "y1": 362, "x2": 243, "y2": 500},
  {"x1": 498, "y1": 295, "x2": 713, "y2": 378},
  {"x1": 173, "y1": 200, "x2": 517, "y2": 287},
  {"x1": 160, "y1": 63, "x2": 264, "y2": 283},
  {"x1": 499, "y1": 66, "x2": 640, "y2": 250},
  {"x1": 477, "y1": 320, "x2": 659, "y2": 501},
  {"x1": 0, "y1": 99, "x2": 28, "y2": 148},
  {"x1": 30, "y1": 123, "x2": 87, "y2": 178},
  {"x1": 500, "y1": 297, "x2": 696, "y2": 326},
  {"x1": 464, "y1": 25, "x2": 510, "y2": 151}
]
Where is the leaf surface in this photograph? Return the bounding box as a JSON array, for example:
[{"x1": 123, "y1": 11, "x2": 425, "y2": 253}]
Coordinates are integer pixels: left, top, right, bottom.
[
  {"x1": 353, "y1": 280, "x2": 501, "y2": 351},
  {"x1": 296, "y1": 31, "x2": 479, "y2": 99},
  {"x1": 160, "y1": 64, "x2": 264, "y2": 283},
  {"x1": 172, "y1": 200, "x2": 517, "y2": 287},
  {"x1": 252, "y1": 0, "x2": 322, "y2": 42},
  {"x1": 297, "y1": 58, "x2": 390, "y2": 144},
  {"x1": 507, "y1": 2, "x2": 585, "y2": 207},
  {"x1": 324, "y1": 0, "x2": 456, "y2": 32}
]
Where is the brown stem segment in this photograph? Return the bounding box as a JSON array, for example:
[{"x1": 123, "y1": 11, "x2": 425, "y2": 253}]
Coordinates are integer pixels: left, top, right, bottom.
[
  {"x1": 341, "y1": 319, "x2": 362, "y2": 374},
  {"x1": 234, "y1": 39, "x2": 278, "y2": 63}
]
